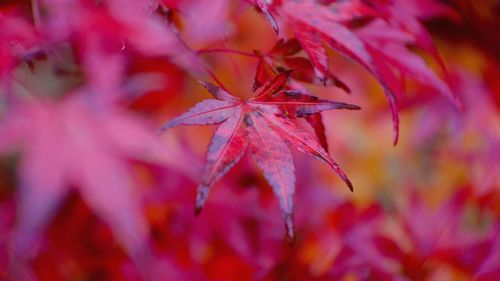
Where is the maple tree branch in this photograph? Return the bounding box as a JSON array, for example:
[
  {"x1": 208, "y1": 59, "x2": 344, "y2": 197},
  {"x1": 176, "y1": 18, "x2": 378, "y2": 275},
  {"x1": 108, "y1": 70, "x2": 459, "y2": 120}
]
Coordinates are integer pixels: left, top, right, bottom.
[
  {"x1": 161, "y1": 26, "x2": 236, "y2": 93},
  {"x1": 197, "y1": 48, "x2": 257, "y2": 58}
]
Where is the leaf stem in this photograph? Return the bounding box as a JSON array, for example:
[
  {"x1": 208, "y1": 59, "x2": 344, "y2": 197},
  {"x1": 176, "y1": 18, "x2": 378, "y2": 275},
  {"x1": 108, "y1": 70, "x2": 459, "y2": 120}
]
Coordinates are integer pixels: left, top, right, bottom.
[
  {"x1": 197, "y1": 48, "x2": 257, "y2": 58},
  {"x1": 200, "y1": 64, "x2": 231, "y2": 93}
]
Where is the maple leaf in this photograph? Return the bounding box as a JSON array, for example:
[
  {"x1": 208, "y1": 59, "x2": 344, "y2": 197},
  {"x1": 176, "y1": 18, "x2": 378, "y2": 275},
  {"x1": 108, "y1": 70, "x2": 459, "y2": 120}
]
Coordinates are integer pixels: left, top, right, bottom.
[
  {"x1": 402, "y1": 190, "x2": 469, "y2": 257},
  {"x1": 159, "y1": 71, "x2": 360, "y2": 240},
  {"x1": 0, "y1": 95, "x2": 176, "y2": 268},
  {"x1": 374, "y1": 189, "x2": 474, "y2": 280},
  {"x1": 301, "y1": 201, "x2": 396, "y2": 280}
]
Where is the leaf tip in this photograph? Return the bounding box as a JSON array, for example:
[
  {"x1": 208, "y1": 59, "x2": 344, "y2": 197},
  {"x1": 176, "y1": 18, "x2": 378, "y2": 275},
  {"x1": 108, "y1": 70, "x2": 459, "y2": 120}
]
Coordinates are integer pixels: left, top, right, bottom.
[
  {"x1": 283, "y1": 212, "x2": 295, "y2": 244},
  {"x1": 194, "y1": 205, "x2": 202, "y2": 216},
  {"x1": 350, "y1": 104, "x2": 362, "y2": 110},
  {"x1": 388, "y1": 102, "x2": 400, "y2": 146},
  {"x1": 347, "y1": 181, "x2": 354, "y2": 192},
  {"x1": 335, "y1": 79, "x2": 351, "y2": 94},
  {"x1": 332, "y1": 102, "x2": 361, "y2": 111},
  {"x1": 392, "y1": 136, "x2": 399, "y2": 146},
  {"x1": 341, "y1": 174, "x2": 354, "y2": 192},
  {"x1": 156, "y1": 125, "x2": 169, "y2": 135},
  {"x1": 392, "y1": 120, "x2": 400, "y2": 146},
  {"x1": 195, "y1": 185, "x2": 209, "y2": 216}
]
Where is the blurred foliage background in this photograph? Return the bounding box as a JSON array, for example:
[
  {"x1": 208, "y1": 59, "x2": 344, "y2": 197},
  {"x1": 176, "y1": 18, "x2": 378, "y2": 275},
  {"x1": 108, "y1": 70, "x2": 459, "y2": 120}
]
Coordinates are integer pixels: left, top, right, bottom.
[{"x1": 0, "y1": 0, "x2": 499, "y2": 280}]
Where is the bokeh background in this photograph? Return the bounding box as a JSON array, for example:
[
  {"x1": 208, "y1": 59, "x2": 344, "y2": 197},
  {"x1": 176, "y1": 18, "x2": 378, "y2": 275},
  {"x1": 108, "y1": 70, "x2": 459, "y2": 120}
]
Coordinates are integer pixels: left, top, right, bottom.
[{"x1": 0, "y1": 0, "x2": 499, "y2": 280}]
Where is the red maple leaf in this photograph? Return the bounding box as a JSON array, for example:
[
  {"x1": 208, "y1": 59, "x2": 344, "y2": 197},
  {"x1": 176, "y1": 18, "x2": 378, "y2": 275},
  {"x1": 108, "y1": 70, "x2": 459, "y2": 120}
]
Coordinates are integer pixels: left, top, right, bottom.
[
  {"x1": 375, "y1": 189, "x2": 473, "y2": 280},
  {"x1": 0, "y1": 94, "x2": 176, "y2": 270},
  {"x1": 159, "y1": 71, "x2": 360, "y2": 240},
  {"x1": 302, "y1": 201, "x2": 395, "y2": 280}
]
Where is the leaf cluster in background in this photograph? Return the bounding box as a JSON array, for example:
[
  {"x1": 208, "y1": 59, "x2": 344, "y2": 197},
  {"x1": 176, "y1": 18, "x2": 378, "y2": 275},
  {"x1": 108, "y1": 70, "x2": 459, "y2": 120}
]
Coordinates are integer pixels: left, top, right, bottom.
[{"x1": 0, "y1": 0, "x2": 499, "y2": 280}]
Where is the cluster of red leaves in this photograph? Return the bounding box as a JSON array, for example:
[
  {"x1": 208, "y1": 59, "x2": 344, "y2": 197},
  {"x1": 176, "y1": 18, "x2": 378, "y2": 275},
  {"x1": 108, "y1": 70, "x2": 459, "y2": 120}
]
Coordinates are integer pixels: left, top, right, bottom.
[
  {"x1": 251, "y1": 0, "x2": 462, "y2": 144},
  {"x1": 0, "y1": 0, "x2": 499, "y2": 280}
]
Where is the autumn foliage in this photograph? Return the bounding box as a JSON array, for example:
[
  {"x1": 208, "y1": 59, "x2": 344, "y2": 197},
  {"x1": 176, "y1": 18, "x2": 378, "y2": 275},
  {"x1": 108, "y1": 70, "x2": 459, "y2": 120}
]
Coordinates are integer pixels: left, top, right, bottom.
[{"x1": 0, "y1": 0, "x2": 499, "y2": 280}]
